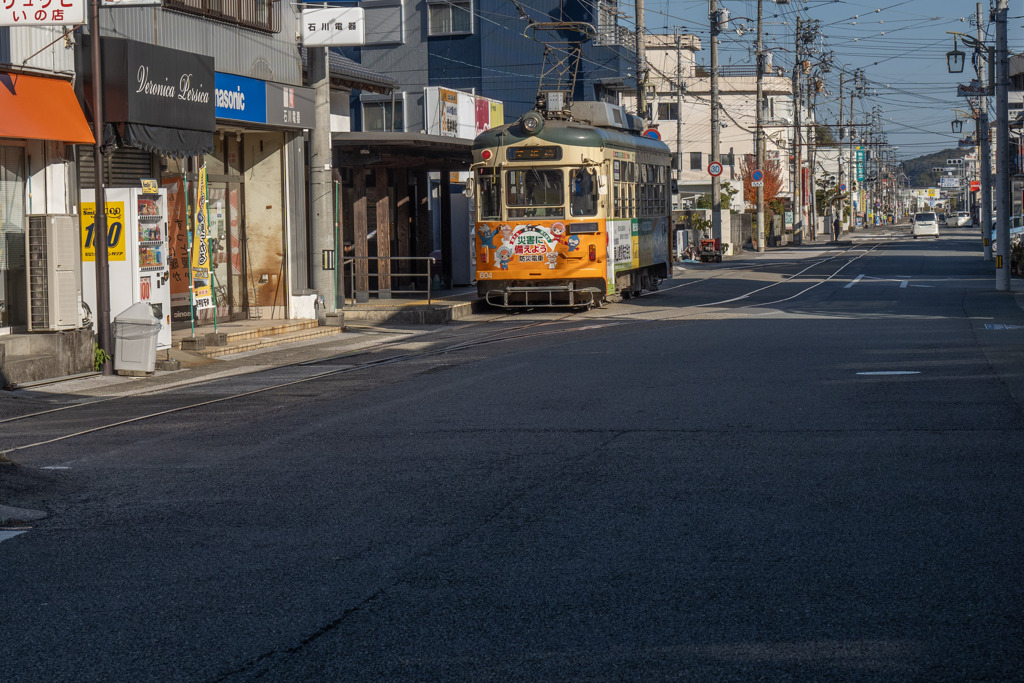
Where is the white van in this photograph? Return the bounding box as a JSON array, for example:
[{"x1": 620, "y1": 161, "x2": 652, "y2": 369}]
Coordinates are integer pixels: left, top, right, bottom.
[{"x1": 912, "y1": 212, "x2": 940, "y2": 238}]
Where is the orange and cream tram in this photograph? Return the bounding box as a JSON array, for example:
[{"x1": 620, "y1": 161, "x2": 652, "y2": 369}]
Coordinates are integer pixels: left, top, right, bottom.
[{"x1": 469, "y1": 101, "x2": 673, "y2": 308}]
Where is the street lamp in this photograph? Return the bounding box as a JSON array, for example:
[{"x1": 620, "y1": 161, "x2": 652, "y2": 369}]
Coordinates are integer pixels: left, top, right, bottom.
[
  {"x1": 946, "y1": 37, "x2": 966, "y2": 74},
  {"x1": 951, "y1": 118, "x2": 964, "y2": 134}
]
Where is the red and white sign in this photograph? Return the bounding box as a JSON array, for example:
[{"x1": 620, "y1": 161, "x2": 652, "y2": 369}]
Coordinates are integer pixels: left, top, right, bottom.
[
  {"x1": 1, "y1": 0, "x2": 85, "y2": 25},
  {"x1": 708, "y1": 161, "x2": 724, "y2": 177},
  {"x1": 970, "y1": 180, "x2": 980, "y2": 192}
]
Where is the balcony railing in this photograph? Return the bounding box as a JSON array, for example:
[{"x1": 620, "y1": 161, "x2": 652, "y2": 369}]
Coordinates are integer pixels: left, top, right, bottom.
[{"x1": 163, "y1": 0, "x2": 280, "y2": 33}]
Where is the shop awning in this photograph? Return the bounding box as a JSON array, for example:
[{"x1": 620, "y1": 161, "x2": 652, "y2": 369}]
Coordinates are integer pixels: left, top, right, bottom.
[{"x1": 0, "y1": 72, "x2": 94, "y2": 144}]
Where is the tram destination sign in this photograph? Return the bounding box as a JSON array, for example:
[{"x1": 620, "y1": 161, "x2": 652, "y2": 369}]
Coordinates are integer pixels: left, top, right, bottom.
[{"x1": 507, "y1": 146, "x2": 562, "y2": 161}]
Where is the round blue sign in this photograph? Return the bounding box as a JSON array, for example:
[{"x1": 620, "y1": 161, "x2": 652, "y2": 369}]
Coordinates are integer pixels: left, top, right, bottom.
[
  {"x1": 642, "y1": 129, "x2": 661, "y2": 140},
  {"x1": 840, "y1": 183, "x2": 847, "y2": 191},
  {"x1": 751, "y1": 169, "x2": 764, "y2": 182}
]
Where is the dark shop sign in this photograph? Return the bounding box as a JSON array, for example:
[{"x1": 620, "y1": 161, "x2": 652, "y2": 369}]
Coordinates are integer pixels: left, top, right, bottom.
[{"x1": 99, "y1": 37, "x2": 216, "y2": 132}]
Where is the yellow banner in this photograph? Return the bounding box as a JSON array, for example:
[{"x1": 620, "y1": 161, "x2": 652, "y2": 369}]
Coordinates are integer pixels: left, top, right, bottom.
[
  {"x1": 80, "y1": 202, "x2": 127, "y2": 262},
  {"x1": 190, "y1": 165, "x2": 210, "y2": 280}
]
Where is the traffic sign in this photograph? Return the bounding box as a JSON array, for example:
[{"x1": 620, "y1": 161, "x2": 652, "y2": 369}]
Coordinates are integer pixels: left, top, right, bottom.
[
  {"x1": 708, "y1": 161, "x2": 724, "y2": 177},
  {"x1": 751, "y1": 169, "x2": 764, "y2": 182},
  {"x1": 751, "y1": 181, "x2": 764, "y2": 187},
  {"x1": 642, "y1": 128, "x2": 661, "y2": 140},
  {"x1": 840, "y1": 183, "x2": 847, "y2": 191},
  {"x1": 970, "y1": 180, "x2": 980, "y2": 192}
]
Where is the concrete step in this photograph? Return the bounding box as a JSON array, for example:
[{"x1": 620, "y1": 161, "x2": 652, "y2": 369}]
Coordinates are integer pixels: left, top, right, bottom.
[
  {"x1": 1, "y1": 353, "x2": 56, "y2": 389},
  {"x1": 186, "y1": 325, "x2": 342, "y2": 358},
  {"x1": 341, "y1": 301, "x2": 478, "y2": 324}
]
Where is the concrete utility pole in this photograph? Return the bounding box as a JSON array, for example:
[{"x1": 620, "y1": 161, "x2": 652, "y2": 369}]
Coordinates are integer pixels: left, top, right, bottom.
[
  {"x1": 676, "y1": 28, "x2": 684, "y2": 211},
  {"x1": 993, "y1": 0, "x2": 1010, "y2": 290},
  {"x1": 636, "y1": 0, "x2": 648, "y2": 123},
  {"x1": 310, "y1": 47, "x2": 339, "y2": 319},
  {"x1": 709, "y1": 0, "x2": 722, "y2": 242},
  {"x1": 977, "y1": 2, "x2": 993, "y2": 261},
  {"x1": 89, "y1": 0, "x2": 111, "y2": 374},
  {"x1": 838, "y1": 71, "x2": 845, "y2": 233},
  {"x1": 792, "y1": 18, "x2": 803, "y2": 238},
  {"x1": 755, "y1": 0, "x2": 765, "y2": 251}
]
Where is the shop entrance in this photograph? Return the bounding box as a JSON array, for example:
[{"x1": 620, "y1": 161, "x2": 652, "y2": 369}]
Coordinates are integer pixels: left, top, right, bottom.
[{"x1": 207, "y1": 179, "x2": 247, "y2": 321}]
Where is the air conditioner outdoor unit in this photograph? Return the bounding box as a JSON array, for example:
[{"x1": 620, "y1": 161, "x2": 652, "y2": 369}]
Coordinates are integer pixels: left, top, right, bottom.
[{"x1": 27, "y1": 214, "x2": 82, "y2": 332}]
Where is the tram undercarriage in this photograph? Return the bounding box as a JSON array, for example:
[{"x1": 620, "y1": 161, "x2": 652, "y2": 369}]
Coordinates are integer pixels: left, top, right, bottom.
[{"x1": 479, "y1": 266, "x2": 667, "y2": 309}]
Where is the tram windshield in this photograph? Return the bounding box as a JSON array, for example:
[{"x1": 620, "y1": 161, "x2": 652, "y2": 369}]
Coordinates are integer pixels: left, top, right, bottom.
[
  {"x1": 570, "y1": 167, "x2": 598, "y2": 217},
  {"x1": 506, "y1": 169, "x2": 564, "y2": 218}
]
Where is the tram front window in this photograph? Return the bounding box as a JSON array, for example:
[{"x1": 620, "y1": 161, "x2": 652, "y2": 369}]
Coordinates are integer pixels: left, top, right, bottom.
[
  {"x1": 506, "y1": 168, "x2": 564, "y2": 218},
  {"x1": 478, "y1": 174, "x2": 501, "y2": 220},
  {"x1": 570, "y1": 167, "x2": 597, "y2": 217}
]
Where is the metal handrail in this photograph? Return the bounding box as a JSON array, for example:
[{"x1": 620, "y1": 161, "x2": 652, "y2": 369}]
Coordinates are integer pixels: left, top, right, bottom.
[{"x1": 342, "y1": 256, "x2": 437, "y2": 305}]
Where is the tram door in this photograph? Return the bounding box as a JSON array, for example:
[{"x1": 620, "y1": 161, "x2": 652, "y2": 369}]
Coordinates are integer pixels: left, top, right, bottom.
[{"x1": 207, "y1": 181, "x2": 247, "y2": 320}]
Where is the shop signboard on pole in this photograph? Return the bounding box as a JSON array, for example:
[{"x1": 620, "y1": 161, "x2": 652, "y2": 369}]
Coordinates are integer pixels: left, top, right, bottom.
[{"x1": 191, "y1": 164, "x2": 214, "y2": 310}]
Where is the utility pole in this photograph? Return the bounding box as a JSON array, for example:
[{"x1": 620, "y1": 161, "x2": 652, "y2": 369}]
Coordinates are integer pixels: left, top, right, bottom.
[
  {"x1": 838, "y1": 70, "x2": 845, "y2": 233},
  {"x1": 977, "y1": 1, "x2": 993, "y2": 261},
  {"x1": 755, "y1": 0, "x2": 765, "y2": 251},
  {"x1": 676, "y1": 28, "x2": 684, "y2": 213},
  {"x1": 636, "y1": 0, "x2": 648, "y2": 123},
  {"x1": 807, "y1": 71, "x2": 818, "y2": 240},
  {"x1": 849, "y1": 78, "x2": 856, "y2": 227},
  {"x1": 994, "y1": 0, "x2": 1010, "y2": 290},
  {"x1": 709, "y1": 0, "x2": 722, "y2": 243},
  {"x1": 310, "y1": 47, "x2": 339, "y2": 320},
  {"x1": 792, "y1": 18, "x2": 803, "y2": 238},
  {"x1": 89, "y1": 0, "x2": 111, "y2": 374}
]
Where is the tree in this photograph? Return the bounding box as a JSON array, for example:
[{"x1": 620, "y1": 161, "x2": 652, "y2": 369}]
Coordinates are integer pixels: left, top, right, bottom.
[
  {"x1": 738, "y1": 154, "x2": 784, "y2": 207},
  {"x1": 814, "y1": 175, "x2": 844, "y2": 216}
]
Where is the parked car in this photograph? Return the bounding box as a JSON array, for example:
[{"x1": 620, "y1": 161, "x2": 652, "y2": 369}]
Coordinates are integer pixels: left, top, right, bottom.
[
  {"x1": 912, "y1": 212, "x2": 940, "y2": 238},
  {"x1": 946, "y1": 211, "x2": 972, "y2": 228}
]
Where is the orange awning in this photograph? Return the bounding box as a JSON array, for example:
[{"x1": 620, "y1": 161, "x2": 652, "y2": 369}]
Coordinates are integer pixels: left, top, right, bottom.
[{"x1": 0, "y1": 72, "x2": 95, "y2": 145}]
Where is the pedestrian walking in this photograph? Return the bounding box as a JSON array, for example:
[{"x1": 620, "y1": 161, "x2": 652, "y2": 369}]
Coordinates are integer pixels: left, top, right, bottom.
[{"x1": 833, "y1": 215, "x2": 841, "y2": 241}]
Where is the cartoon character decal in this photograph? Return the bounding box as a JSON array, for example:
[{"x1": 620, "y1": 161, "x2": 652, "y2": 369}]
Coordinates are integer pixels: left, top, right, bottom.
[
  {"x1": 546, "y1": 251, "x2": 559, "y2": 269},
  {"x1": 550, "y1": 222, "x2": 566, "y2": 243},
  {"x1": 495, "y1": 245, "x2": 513, "y2": 269},
  {"x1": 478, "y1": 225, "x2": 502, "y2": 249},
  {"x1": 566, "y1": 235, "x2": 580, "y2": 252}
]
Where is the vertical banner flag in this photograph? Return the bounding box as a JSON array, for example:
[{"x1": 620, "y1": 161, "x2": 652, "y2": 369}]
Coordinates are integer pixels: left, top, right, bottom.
[{"x1": 191, "y1": 164, "x2": 214, "y2": 310}]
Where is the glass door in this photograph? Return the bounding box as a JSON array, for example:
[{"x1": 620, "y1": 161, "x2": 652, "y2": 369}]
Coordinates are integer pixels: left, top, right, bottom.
[{"x1": 208, "y1": 181, "x2": 247, "y2": 320}]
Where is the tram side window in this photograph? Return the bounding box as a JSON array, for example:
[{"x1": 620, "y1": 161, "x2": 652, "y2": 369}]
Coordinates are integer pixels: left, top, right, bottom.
[
  {"x1": 570, "y1": 168, "x2": 598, "y2": 216},
  {"x1": 478, "y1": 173, "x2": 501, "y2": 220},
  {"x1": 506, "y1": 168, "x2": 564, "y2": 218}
]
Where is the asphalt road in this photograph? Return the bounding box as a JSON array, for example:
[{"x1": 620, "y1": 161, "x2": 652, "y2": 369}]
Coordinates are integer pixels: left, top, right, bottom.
[{"x1": 2, "y1": 226, "x2": 1023, "y2": 681}]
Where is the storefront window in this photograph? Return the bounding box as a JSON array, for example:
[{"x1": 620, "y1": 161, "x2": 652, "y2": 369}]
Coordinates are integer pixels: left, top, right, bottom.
[{"x1": 0, "y1": 146, "x2": 27, "y2": 328}]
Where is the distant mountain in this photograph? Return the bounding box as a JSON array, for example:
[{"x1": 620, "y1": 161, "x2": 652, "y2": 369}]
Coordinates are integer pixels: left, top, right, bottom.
[{"x1": 901, "y1": 148, "x2": 971, "y2": 188}]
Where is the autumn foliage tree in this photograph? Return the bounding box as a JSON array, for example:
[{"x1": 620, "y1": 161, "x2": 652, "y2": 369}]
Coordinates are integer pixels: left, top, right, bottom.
[{"x1": 739, "y1": 154, "x2": 784, "y2": 208}]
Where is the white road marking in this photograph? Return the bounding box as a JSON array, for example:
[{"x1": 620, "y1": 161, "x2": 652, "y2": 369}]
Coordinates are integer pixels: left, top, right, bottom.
[
  {"x1": 0, "y1": 530, "x2": 27, "y2": 543},
  {"x1": 844, "y1": 274, "x2": 864, "y2": 288},
  {"x1": 856, "y1": 371, "x2": 921, "y2": 376},
  {"x1": 984, "y1": 324, "x2": 1024, "y2": 330}
]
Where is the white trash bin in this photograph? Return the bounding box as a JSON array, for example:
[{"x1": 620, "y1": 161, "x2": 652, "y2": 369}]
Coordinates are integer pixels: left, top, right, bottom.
[{"x1": 113, "y1": 302, "x2": 162, "y2": 375}]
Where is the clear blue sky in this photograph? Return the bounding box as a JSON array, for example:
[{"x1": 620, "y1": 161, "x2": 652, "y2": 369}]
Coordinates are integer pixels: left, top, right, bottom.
[{"x1": 637, "y1": 0, "x2": 1024, "y2": 160}]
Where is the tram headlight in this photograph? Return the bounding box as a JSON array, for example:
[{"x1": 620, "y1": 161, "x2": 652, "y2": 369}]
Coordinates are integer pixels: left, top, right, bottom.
[{"x1": 521, "y1": 111, "x2": 544, "y2": 135}]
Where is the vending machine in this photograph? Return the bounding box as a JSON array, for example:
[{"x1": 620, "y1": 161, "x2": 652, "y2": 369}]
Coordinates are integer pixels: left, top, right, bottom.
[{"x1": 81, "y1": 187, "x2": 172, "y2": 349}]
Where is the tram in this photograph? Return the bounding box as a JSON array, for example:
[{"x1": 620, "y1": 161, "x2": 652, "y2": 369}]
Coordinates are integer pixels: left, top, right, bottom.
[{"x1": 469, "y1": 101, "x2": 673, "y2": 308}]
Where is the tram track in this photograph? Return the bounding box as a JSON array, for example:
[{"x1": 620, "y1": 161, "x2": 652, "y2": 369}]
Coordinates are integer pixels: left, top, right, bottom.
[{"x1": 0, "y1": 242, "x2": 885, "y2": 458}]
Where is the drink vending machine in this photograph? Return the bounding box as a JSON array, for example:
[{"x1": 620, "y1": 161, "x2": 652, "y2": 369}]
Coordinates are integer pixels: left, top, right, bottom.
[{"x1": 81, "y1": 187, "x2": 172, "y2": 349}]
